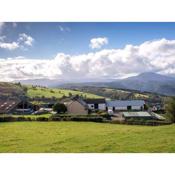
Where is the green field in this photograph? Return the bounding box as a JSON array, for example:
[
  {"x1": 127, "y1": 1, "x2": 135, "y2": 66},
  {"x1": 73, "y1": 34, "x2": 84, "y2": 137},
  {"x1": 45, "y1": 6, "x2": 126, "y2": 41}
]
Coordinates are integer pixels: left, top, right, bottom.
[
  {"x1": 27, "y1": 86, "x2": 102, "y2": 99},
  {"x1": 0, "y1": 122, "x2": 175, "y2": 153}
]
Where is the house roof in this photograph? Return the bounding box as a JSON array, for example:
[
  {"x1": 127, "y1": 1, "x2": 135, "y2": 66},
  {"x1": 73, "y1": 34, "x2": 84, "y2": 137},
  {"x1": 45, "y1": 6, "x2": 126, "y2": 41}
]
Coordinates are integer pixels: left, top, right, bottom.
[
  {"x1": 62, "y1": 96, "x2": 88, "y2": 108},
  {"x1": 84, "y1": 98, "x2": 106, "y2": 104},
  {"x1": 106, "y1": 100, "x2": 145, "y2": 107},
  {"x1": 0, "y1": 99, "x2": 21, "y2": 113},
  {"x1": 123, "y1": 111, "x2": 151, "y2": 118}
]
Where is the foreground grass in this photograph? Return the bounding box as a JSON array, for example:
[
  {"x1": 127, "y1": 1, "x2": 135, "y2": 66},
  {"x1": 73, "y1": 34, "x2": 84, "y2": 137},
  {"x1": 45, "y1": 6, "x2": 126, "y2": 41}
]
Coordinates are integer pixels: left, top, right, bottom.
[{"x1": 0, "y1": 122, "x2": 175, "y2": 153}]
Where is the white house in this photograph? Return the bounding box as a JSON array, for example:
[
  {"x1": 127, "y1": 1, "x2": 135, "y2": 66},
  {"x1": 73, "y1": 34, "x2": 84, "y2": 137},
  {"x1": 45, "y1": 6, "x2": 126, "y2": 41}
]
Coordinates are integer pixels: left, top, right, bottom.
[
  {"x1": 106, "y1": 100, "x2": 145, "y2": 111},
  {"x1": 84, "y1": 98, "x2": 106, "y2": 110}
]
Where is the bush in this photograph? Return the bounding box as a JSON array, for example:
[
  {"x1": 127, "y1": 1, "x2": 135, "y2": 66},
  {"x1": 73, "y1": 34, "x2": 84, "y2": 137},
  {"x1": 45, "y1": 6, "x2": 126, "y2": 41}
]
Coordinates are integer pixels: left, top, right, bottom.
[
  {"x1": 17, "y1": 117, "x2": 28, "y2": 121},
  {"x1": 36, "y1": 117, "x2": 49, "y2": 121},
  {"x1": 0, "y1": 116, "x2": 17, "y2": 122},
  {"x1": 53, "y1": 103, "x2": 67, "y2": 114},
  {"x1": 70, "y1": 116, "x2": 103, "y2": 122},
  {"x1": 51, "y1": 117, "x2": 61, "y2": 121},
  {"x1": 165, "y1": 97, "x2": 175, "y2": 122}
]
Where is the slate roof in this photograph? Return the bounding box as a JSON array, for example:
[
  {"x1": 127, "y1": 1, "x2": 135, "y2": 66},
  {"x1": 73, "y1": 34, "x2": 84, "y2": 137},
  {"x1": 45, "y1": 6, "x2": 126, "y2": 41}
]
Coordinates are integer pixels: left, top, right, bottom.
[
  {"x1": 61, "y1": 96, "x2": 88, "y2": 108},
  {"x1": 84, "y1": 98, "x2": 106, "y2": 104},
  {"x1": 106, "y1": 100, "x2": 145, "y2": 107},
  {"x1": 0, "y1": 99, "x2": 21, "y2": 114}
]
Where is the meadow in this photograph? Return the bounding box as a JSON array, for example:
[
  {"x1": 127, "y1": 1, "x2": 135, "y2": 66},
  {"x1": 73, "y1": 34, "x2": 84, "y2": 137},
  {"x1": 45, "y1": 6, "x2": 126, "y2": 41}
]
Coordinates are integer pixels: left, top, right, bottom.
[
  {"x1": 27, "y1": 86, "x2": 102, "y2": 99},
  {"x1": 0, "y1": 121, "x2": 175, "y2": 153}
]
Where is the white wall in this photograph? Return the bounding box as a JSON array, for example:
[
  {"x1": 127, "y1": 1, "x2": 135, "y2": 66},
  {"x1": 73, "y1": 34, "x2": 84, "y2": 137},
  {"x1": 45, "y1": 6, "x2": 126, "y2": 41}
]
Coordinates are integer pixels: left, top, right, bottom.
[
  {"x1": 115, "y1": 106, "x2": 127, "y2": 110},
  {"x1": 87, "y1": 103, "x2": 106, "y2": 110},
  {"x1": 132, "y1": 106, "x2": 142, "y2": 110},
  {"x1": 107, "y1": 105, "x2": 143, "y2": 111},
  {"x1": 87, "y1": 104, "x2": 94, "y2": 110},
  {"x1": 98, "y1": 104, "x2": 106, "y2": 110}
]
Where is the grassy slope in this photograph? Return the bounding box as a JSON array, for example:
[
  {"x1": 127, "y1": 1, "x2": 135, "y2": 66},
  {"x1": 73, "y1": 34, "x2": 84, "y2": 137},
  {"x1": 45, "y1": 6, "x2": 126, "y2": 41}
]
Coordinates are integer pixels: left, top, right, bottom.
[
  {"x1": 0, "y1": 82, "x2": 24, "y2": 96},
  {"x1": 0, "y1": 122, "x2": 175, "y2": 153},
  {"x1": 27, "y1": 86, "x2": 102, "y2": 99}
]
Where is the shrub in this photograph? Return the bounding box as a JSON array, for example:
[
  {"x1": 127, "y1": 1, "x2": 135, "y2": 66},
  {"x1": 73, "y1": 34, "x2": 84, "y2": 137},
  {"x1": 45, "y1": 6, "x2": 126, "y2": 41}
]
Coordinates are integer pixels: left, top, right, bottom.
[
  {"x1": 53, "y1": 103, "x2": 67, "y2": 114},
  {"x1": 70, "y1": 116, "x2": 103, "y2": 122},
  {"x1": 165, "y1": 97, "x2": 175, "y2": 122},
  {"x1": 17, "y1": 117, "x2": 27, "y2": 121},
  {"x1": 36, "y1": 117, "x2": 49, "y2": 121},
  {"x1": 0, "y1": 116, "x2": 16, "y2": 122},
  {"x1": 51, "y1": 117, "x2": 61, "y2": 121}
]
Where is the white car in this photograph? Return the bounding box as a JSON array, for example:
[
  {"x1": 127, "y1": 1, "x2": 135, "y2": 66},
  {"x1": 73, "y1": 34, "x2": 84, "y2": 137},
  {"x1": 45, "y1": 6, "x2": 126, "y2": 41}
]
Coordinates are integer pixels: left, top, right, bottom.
[{"x1": 108, "y1": 109, "x2": 114, "y2": 115}]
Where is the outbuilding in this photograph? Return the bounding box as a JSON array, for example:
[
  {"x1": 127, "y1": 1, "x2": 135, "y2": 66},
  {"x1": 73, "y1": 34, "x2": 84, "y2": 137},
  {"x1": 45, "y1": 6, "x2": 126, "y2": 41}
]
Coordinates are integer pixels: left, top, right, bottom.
[
  {"x1": 122, "y1": 111, "x2": 154, "y2": 120},
  {"x1": 106, "y1": 100, "x2": 145, "y2": 111},
  {"x1": 84, "y1": 98, "x2": 106, "y2": 111}
]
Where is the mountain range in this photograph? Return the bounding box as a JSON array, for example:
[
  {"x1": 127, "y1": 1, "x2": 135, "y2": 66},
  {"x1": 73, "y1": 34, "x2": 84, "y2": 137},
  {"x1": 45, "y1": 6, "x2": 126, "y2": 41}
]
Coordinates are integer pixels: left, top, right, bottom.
[
  {"x1": 60, "y1": 72, "x2": 175, "y2": 96},
  {"x1": 17, "y1": 72, "x2": 175, "y2": 96}
]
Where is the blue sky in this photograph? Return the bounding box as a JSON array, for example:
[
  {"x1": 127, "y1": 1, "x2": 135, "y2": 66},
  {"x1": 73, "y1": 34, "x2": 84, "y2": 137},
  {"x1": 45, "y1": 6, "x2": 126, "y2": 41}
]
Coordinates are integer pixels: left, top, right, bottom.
[
  {"x1": 0, "y1": 22, "x2": 175, "y2": 82},
  {"x1": 1, "y1": 22, "x2": 175, "y2": 58}
]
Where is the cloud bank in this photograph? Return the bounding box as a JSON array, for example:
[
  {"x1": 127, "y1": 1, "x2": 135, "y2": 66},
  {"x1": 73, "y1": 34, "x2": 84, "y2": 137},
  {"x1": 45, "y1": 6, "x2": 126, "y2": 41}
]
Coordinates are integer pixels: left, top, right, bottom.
[
  {"x1": 0, "y1": 38, "x2": 175, "y2": 82},
  {"x1": 89, "y1": 37, "x2": 108, "y2": 49}
]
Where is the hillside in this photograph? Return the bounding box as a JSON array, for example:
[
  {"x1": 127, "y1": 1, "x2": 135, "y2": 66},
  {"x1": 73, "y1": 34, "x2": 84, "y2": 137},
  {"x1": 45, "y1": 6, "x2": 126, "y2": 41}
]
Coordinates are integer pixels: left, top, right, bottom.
[
  {"x1": 107, "y1": 72, "x2": 175, "y2": 96},
  {"x1": 61, "y1": 86, "x2": 164, "y2": 102},
  {"x1": 0, "y1": 82, "x2": 25, "y2": 99},
  {"x1": 60, "y1": 72, "x2": 175, "y2": 96},
  {"x1": 0, "y1": 82, "x2": 103, "y2": 100},
  {"x1": 26, "y1": 86, "x2": 102, "y2": 99}
]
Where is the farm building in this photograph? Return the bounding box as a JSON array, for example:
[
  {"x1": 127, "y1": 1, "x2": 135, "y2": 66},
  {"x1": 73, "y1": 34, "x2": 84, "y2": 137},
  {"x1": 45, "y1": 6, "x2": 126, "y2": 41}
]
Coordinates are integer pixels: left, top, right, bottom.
[
  {"x1": 0, "y1": 99, "x2": 33, "y2": 114},
  {"x1": 122, "y1": 111, "x2": 154, "y2": 120},
  {"x1": 106, "y1": 100, "x2": 145, "y2": 111},
  {"x1": 84, "y1": 98, "x2": 106, "y2": 111},
  {"x1": 62, "y1": 96, "x2": 88, "y2": 115},
  {"x1": 0, "y1": 99, "x2": 21, "y2": 114}
]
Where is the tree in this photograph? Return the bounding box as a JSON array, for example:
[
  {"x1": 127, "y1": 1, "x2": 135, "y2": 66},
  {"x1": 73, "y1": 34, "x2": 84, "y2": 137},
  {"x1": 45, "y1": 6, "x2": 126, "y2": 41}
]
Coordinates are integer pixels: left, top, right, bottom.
[
  {"x1": 53, "y1": 103, "x2": 67, "y2": 114},
  {"x1": 68, "y1": 92, "x2": 72, "y2": 97},
  {"x1": 166, "y1": 97, "x2": 175, "y2": 122}
]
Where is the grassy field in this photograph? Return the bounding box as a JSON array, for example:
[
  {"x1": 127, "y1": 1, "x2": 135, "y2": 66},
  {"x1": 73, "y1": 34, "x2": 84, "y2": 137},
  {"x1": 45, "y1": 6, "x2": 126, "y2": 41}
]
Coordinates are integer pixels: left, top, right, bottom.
[
  {"x1": 27, "y1": 86, "x2": 102, "y2": 99},
  {"x1": 0, "y1": 122, "x2": 175, "y2": 153}
]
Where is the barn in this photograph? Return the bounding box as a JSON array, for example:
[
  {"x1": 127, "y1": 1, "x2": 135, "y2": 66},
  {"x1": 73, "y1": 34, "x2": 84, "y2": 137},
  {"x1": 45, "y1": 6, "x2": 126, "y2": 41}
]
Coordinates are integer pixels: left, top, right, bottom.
[{"x1": 106, "y1": 100, "x2": 145, "y2": 111}]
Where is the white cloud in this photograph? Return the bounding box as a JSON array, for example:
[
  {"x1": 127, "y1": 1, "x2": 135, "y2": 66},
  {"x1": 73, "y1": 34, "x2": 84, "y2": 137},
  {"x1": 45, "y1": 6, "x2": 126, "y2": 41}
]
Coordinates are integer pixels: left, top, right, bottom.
[
  {"x1": 0, "y1": 33, "x2": 34, "y2": 50},
  {"x1": 58, "y1": 25, "x2": 71, "y2": 32},
  {"x1": 18, "y1": 33, "x2": 34, "y2": 46},
  {"x1": 89, "y1": 37, "x2": 108, "y2": 49},
  {"x1": 0, "y1": 38, "x2": 175, "y2": 82},
  {"x1": 0, "y1": 41, "x2": 19, "y2": 50}
]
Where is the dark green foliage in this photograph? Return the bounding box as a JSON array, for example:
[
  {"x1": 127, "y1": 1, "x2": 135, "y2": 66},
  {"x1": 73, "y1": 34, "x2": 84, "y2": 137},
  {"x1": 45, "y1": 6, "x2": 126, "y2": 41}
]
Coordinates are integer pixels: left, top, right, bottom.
[
  {"x1": 51, "y1": 117, "x2": 61, "y2": 121},
  {"x1": 52, "y1": 103, "x2": 67, "y2": 114},
  {"x1": 70, "y1": 116, "x2": 103, "y2": 122},
  {"x1": 36, "y1": 117, "x2": 49, "y2": 121},
  {"x1": 166, "y1": 97, "x2": 175, "y2": 122}
]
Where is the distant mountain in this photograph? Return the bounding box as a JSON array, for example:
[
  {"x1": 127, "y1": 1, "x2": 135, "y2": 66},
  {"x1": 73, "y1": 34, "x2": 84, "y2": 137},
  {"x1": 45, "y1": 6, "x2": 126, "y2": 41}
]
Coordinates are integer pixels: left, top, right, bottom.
[
  {"x1": 60, "y1": 72, "x2": 175, "y2": 96},
  {"x1": 16, "y1": 79, "x2": 65, "y2": 87},
  {"x1": 14, "y1": 72, "x2": 175, "y2": 96},
  {"x1": 106, "y1": 72, "x2": 175, "y2": 96}
]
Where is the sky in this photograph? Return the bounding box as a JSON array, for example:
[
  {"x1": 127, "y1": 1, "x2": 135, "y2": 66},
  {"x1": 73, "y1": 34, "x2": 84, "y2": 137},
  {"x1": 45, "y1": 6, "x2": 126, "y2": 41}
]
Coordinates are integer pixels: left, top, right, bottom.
[{"x1": 0, "y1": 22, "x2": 175, "y2": 82}]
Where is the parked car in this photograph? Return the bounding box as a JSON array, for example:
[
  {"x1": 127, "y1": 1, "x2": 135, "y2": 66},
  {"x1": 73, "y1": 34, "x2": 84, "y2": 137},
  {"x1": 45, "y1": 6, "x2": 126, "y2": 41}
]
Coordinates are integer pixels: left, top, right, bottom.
[{"x1": 108, "y1": 109, "x2": 114, "y2": 115}]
